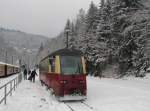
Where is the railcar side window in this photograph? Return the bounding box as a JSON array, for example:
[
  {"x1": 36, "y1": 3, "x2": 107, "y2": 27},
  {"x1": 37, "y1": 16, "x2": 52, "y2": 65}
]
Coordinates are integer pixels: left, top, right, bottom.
[
  {"x1": 49, "y1": 56, "x2": 55, "y2": 73},
  {"x1": 60, "y1": 56, "x2": 83, "y2": 75},
  {"x1": 40, "y1": 58, "x2": 49, "y2": 73}
]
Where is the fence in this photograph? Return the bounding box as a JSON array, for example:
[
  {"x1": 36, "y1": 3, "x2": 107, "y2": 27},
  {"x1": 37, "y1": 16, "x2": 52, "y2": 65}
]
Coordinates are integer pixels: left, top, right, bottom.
[{"x1": 0, "y1": 73, "x2": 22, "y2": 104}]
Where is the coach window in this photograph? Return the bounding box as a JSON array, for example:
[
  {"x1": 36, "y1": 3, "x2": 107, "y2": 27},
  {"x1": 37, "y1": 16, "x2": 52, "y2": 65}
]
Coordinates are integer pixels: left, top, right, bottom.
[
  {"x1": 49, "y1": 56, "x2": 55, "y2": 72},
  {"x1": 61, "y1": 56, "x2": 83, "y2": 75}
]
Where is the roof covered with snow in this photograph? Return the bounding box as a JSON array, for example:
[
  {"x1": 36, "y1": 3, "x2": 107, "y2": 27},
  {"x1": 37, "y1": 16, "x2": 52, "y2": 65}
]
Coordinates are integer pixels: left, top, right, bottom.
[{"x1": 0, "y1": 61, "x2": 19, "y2": 67}]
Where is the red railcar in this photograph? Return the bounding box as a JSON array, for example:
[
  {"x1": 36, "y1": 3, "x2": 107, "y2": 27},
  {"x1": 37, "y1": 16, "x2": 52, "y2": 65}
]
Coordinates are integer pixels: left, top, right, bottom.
[
  {"x1": 0, "y1": 62, "x2": 20, "y2": 77},
  {"x1": 39, "y1": 48, "x2": 87, "y2": 101}
]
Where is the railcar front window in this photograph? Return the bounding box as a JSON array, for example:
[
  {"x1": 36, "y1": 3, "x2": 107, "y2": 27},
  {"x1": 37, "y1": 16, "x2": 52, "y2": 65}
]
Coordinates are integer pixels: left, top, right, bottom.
[{"x1": 61, "y1": 56, "x2": 83, "y2": 75}]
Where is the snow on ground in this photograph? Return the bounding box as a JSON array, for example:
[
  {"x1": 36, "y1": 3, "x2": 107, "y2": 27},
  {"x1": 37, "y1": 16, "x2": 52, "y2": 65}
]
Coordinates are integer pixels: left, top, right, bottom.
[
  {"x1": 0, "y1": 74, "x2": 19, "y2": 87},
  {"x1": 0, "y1": 76, "x2": 70, "y2": 111},
  {"x1": 86, "y1": 73, "x2": 150, "y2": 111},
  {"x1": 0, "y1": 73, "x2": 150, "y2": 111}
]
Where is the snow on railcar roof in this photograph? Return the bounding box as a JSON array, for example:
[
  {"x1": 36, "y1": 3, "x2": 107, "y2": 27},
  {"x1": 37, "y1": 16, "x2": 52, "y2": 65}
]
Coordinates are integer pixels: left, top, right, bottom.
[
  {"x1": 49, "y1": 48, "x2": 83, "y2": 56},
  {"x1": 0, "y1": 61, "x2": 19, "y2": 67},
  {"x1": 0, "y1": 61, "x2": 6, "y2": 65},
  {"x1": 41, "y1": 48, "x2": 83, "y2": 61}
]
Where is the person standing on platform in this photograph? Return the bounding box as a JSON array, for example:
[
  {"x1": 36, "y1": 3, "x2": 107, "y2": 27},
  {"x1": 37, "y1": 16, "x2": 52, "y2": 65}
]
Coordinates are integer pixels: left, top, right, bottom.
[
  {"x1": 31, "y1": 69, "x2": 37, "y2": 82},
  {"x1": 28, "y1": 69, "x2": 31, "y2": 75},
  {"x1": 23, "y1": 68, "x2": 27, "y2": 80}
]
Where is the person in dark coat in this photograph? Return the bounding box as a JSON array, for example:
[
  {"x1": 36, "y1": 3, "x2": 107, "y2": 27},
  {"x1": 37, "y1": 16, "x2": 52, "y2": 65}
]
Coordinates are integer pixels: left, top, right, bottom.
[
  {"x1": 30, "y1": 69, "x2": 37, "y2": 82},
  {"x1": 23, "y1": 68, "x2": 27, "y2": 80},
  {"x1": 28, "y1": 69, "x2": 31, "y2": 75},
  {"x1": 27, "y1": 69, "x2": 32, "y2": 81}
]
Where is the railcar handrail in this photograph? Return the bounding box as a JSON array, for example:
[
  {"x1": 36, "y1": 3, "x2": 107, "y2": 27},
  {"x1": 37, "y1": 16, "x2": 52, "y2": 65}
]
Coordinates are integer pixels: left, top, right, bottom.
[{"x1": 0, "y1": 73, "x2": 22, "y2": 104}]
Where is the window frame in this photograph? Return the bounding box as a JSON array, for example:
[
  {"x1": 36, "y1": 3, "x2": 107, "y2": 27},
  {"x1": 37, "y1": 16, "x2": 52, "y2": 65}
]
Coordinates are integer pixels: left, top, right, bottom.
[{"x1": 60, "y1": 55, "x2": 83, "y2": 75}]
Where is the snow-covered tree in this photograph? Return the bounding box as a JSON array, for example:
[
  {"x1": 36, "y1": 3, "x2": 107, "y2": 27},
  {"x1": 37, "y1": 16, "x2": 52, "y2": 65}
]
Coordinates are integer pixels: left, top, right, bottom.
[
  {"x1": 85, "y1": 1, "x2": 98, "y2": 33},
  {"x1": 115, "y1": 0, "x2": 143, "y2": 8},
  {"x1": 41, "y1": 0, "x2": 150, "y2": 77},
  {"x1": 74, "y1": 9, "x2": 87, "y2": 50}
]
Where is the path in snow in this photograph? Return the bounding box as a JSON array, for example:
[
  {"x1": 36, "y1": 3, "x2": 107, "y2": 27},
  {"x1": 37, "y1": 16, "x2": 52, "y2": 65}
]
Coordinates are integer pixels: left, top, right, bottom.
[
  {"x1": 0, "y1": 74, "x2": 150, "y2": 111},
  {"x1": 0, "y1": 79, "x2": 70, "y2": 111}
]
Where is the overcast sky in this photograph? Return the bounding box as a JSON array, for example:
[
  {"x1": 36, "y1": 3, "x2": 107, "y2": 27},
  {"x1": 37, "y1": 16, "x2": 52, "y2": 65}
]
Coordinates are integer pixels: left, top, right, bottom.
[{"x1": 0, "y1": 0, "x2": 100, "y2": 38}]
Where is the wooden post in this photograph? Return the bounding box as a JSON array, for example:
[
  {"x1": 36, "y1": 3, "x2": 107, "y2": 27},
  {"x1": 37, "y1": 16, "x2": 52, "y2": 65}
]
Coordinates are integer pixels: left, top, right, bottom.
[
  {"x1": 4, "y1": 85, "x2": 7, "y2": 104},
  {"x1": 66, "y1": 31, "x2": 69, "y2": 48},
  {"x1": 12, "y1": 56, "x2": 13, "y2": 64},
  {"x1": 10, "y1": 82, "x2": 12, "y2": 96},
  {"x1": 16, "y1": 78, "x2": 17, "y2": 87},
  {"x1": 14, "y1": 79, "x2": 15, "y2": 91},
  {"x1": 5, "y1": 51, "x2": 7, "y2": 63}
]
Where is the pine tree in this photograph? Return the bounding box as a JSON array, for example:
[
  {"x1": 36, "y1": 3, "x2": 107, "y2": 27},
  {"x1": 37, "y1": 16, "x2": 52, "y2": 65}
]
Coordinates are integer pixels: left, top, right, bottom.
[
  {"x1": 95, "y1": 0, "x2": 146, "y2": 76},
  {"x1": 111, "y1": 0, "x2": 147, "y2": 76},
  {"x1": 68, "y1": 22, "x2": 76, "y2": 49},
  {"x1": 85, "y1": 1, "x2": 98, "y2": 33},
  {"x1": 84, "y1": 1, "x2": 98, "y2": 58},
  {"x1": 116, "y1": 0, "x2": 142, "y2": 8},
  {"x1": 74, "y1": 9, "x2": 87, "y2": 50},
  {"x1": 64, "y1": 19, "x2": 71, "y2": 48}
]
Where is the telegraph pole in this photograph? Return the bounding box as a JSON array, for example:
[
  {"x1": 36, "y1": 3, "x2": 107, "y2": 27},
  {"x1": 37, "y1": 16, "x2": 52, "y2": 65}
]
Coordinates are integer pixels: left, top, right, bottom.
[
  {"x1": 5, "y1": 51, "x2": 7, "y2": 63},
  {"x1": 65, "y1": 19, "x2": 70, "y2": 48},
  {"x1": 12, "y1": 55, "x2": 13, "y2": 64},
  {"x1": 65, "y1": 28, "x2": 70, "y2": 48},
  {"x1": 66, "y1": 31, "x2": 69, "y2": 48}
]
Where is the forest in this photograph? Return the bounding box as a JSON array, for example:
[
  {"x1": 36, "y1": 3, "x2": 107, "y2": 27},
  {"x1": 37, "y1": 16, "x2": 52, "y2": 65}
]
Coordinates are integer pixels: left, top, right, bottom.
[{"x1": 39, "y1": 0, "x2": 150, "y2": 78}]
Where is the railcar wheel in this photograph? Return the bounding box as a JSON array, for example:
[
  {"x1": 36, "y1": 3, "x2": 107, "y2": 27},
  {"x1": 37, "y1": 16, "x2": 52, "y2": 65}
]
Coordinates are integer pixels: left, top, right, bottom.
[
  {"x1": 49, "y1": 88, "x2": 54, "y2": 95},
  {"x1": 46, "y1": 85, "x2": 49, "y2": 90},
  {"x1": 40, "y1": 80, "x2": 43, "y2": 86}
]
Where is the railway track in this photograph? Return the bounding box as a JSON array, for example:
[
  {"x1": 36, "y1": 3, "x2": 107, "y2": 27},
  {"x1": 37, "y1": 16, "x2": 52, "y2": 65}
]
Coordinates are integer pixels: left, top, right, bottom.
[
  {"x1": 81, "y1": 101, "x2": 95, "y2": 110},
  {"x1": 64, "y1": 101, "x2": 97, "y2": 111}
]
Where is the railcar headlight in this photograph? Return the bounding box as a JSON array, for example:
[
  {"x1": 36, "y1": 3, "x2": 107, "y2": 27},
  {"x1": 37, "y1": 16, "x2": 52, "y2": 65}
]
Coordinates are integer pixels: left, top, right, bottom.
[
  {"x1": 79, "y1": 80, "x2": 84, "y2": 83},
  {"x1": 60, "y1": 80, "x2": 67, "y2": 84}
]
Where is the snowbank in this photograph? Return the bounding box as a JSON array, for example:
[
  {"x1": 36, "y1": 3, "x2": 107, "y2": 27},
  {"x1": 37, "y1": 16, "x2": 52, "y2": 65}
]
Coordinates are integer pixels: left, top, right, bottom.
[{"x1": 0, "y1": 74, "x2": 150, "y2": 111}]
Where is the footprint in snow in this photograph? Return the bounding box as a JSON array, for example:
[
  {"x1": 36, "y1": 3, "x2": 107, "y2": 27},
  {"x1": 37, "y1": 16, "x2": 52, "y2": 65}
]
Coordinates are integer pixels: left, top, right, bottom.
[
  {"x1": 41, "y1": 98, "x2": 46, "y2": 102},
  {"x1": 38, "y1": 105, "x2": 42, "y2": 108}
]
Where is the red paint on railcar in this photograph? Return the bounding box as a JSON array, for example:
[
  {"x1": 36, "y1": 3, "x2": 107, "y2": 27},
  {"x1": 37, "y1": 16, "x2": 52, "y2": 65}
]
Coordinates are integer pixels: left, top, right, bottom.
[{"x1": 40, "y1": 72, "x2": 87, "y2": 98}]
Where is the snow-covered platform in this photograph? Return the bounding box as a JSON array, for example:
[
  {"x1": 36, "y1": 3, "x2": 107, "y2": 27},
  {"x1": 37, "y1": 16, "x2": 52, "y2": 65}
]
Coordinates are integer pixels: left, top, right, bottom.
[
  {"x1": 0, "y1": 74, "x2": 150, "y2": 111},
  {"x1": 0, "y1": 74, "x2": 19, "y2": 87},
  {"x1": 0, "y1": 78, "x2": 72, "y2": 111}
]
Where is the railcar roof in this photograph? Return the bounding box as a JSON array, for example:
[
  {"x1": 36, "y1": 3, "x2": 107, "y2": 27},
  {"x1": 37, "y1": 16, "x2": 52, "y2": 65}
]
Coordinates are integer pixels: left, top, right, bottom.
[
  {"x1": 41, "y1": 48, "x2": 83, "y2": 62},
  {"x1": 49, "y1": 48, "x2": 83, "y2": 56},
  {"x1": 0, "y1": 62, "x2": 19, "y2": 67}
]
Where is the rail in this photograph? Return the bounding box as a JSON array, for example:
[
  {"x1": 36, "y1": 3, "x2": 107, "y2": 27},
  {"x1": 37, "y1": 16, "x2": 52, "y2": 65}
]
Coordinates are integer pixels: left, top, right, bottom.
[{"x1": 0, "y1": 73, "x2": 22, "y2": 104}]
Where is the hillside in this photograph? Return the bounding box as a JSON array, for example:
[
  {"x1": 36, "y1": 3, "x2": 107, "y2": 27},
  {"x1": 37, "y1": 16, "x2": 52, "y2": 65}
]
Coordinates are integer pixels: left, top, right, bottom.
[
  {"x1": 0, "y1": 28, "x2": 49, "y2": 51},
  {"x1": 0, "y1": 28, "x2": 50, "y2": 67}
]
